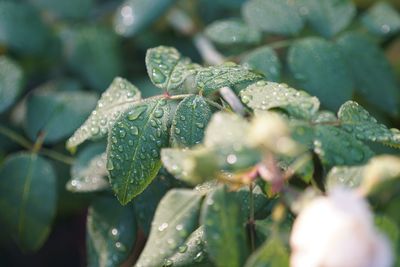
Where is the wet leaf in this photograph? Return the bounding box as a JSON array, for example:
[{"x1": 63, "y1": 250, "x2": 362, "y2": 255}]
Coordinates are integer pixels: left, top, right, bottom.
[
  {"x1": 242, "y1": 0, "x2": 304, "y2": 36},
  {"x1": 107, "y1": 97, "x2": 175, "y2": 204},
  {"x1": 288, "y1": 37, "x2": 353, "y2": 110},
  {"x1": 0, "y1": 1, "x2": 52, "y2": 54},
  {"x1": 145, "y1": 46, "x2": 201, "y2": 95},
  {"x1": 338, "y1": 101, "x2": 400, "y2": 148},
  {"x1": 87, "y1": 195, "x2": 136, "y2": 267},
  {"x1": 244, "y1": 236, "x2": 289, "y2": 267},
  {"x1": 26, "y1": 90, "x2": 98, "y2": 144},
  {"x1": 171, "y1": 95, "x2": 212, "y2": 148},
  {"x1": 136, "y1": 189, "x2": 203, "y2": 267},
  {"x1": 67, "y1": 77, "x2": 141, "y2": 150},
  {"x1": 195, "y1": 63, "x2": 263, "y2": 96},
  {"x1": 326, "y1": 165, "x2": 365, "y2": 190},
  {"x1": 114, "y1": 0, "x2": 174, "y2": 37},
  {"x1": 337, "y1": 32, "x2": 400, "y2": 115},
  {"x1": 205, "y1": 19, "x2": 261, "y2": 47},
  {"x1": 201, "y1": 185, "x2": 248, "y2": 267},
  {"x1": 0, "y1": 153, "x2": 56, "y2": 251},
  {"x1": 240, "y1": 81, "x2": 320, "y2": 119},
  {"x1": 298, "y1": 0, "x2": 356, "y2": 37},
  {"x1": 0, "y1": 56, "x2": 24, "y2": 113},
  {"x1": 241, "y1": 46, "x2": 281, "y2": 82},
  {"x1": 361, "y1": 2, "x2": 400, "y2": 37}
]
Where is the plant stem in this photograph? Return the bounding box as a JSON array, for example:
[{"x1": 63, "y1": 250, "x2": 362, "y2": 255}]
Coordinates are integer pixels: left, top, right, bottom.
[
  {"x1": 0, "y1": 125, "x2": 32, "y2": 149},
  {"x1": 168, "y1": 94, "x2": 193, "y2": 100},
  {"x1": 268, "y1": 39, "x2": 295, "y2": 49},
  {"x1": 249, "y1": 182, "x2": 256, "y2": 252},
  {"x1": 32, "y1": 131, "x2": 46, "y2": 154},
  {"x1": 0, "y1": 125, "x2": 74, "y2": 165},
  {"x1": 204, "y1": 98, "x2": 225, "y2": 110}
]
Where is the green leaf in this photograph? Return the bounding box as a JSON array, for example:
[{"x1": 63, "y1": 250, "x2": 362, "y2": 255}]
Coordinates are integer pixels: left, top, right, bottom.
[
  {"x1": 134, "y1": 168, "x2": 175, "y2": 235},
  {"x1": 0, "y1": 56, "x2": 24, "y2": 113},
  {"x1": 297, "y1": 0, "x2": 356, "y2": 37},
  {"x1": 67, "y1": 152, "x2": 108, "y2": 193},
  {"x1": 240, "y1": 81, "x2": 320, "y2": 119},
  {"x1": 87, "y1": 195, "x2": 136, "y2": 267},
  {"x1": 205, "y1": 19, "x2": 261, "y2": 47},
  {"x1": 0, "y1": 153, "x2": 56, "y2": 251},
  {"x1": 62, "y1": 26, "x2": 122, "y2": 91},
  {"x1": 145, "y1": 46, "x2": 201, "y2": 95},
  {"x1": 361, "y1": 2, "x2": 400, "y2": 37},
  {"x1": 338, "y1": 101, "x2": 400, "y2": 148},
  {"x1": 66, "y1": 77, "x2": 141, "y2": 150},
  {"x1": 326, "y1": 165, "x2": 364, "y2": 190},
  {"x1": 201, "y1": 185, "x2": 248, "y2": 267},
  {"x1": 26, "y1": 90, "x2": 98, "y2": 144},
  {"x1": 375, "y1": 215, "x2": 399, "y2": 253},
  {"x1": 314, "y1": 125, "x2": 374, "y2": 167},
  {"x1": 336, "y1": 32, "x2": 400, "y2": 115},
  {"x1": 0, "y1": 1, "x2": 52, "y2": 54},
  {"x1": 242, "y1": 0, "x2": 304, "y2": 36},
  {"x1": 165, "y1": 226, "x2": 213, "y2": 267},
  {"x1": 114, "y1": 0, "x2": 174, "y2": 37},
  {"x1": 171, "y1": 95, "x2": 212, "y2": 148},
  {"x1": 288, "y1": 37, "x2": 353, "y2": 110},
  {"x1": 29, "y1": 0, "x2": 94, "y2": 19},
  {"x1": 195, "y1": 63, "x2": 263, "y2": 96},
  {"x1": 107, "y1": 97, "x2": 174, "y2": 204},
  {"x1": 136, "y1": 189, "x2": 203, "y2": 267},
  {"x1": 241, "y1": 46, "x2": 281, "y2": 82},
  {"x1": 235, "y1": 185, "x2": 271, "y2": 220},
  {"x1": 244, "y1": 236, "x2": 289, "y2": 267}
]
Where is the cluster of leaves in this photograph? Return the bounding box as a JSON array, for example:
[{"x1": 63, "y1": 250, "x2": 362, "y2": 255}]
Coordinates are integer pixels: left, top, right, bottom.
[{"x1": 0, "y1": 0, "x2": 400, "y2": 266}]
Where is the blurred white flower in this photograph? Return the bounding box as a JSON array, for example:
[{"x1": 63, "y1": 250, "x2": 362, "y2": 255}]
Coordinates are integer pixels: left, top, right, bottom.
[{"x1": 290, "y1": 187, "x2": 393, "y2": 267}]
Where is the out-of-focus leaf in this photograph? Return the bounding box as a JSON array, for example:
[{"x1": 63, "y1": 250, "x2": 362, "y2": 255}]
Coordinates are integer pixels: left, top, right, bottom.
[
  {"x1": 244, "y1": 236, "x2": 289, "y2": 267},
  {"x1": 145, "y1": 46, "x2": 201, "y2": 95},
  {"x1": 201, "y1": 185, "x2": 248, "y2": 267},
  {"x1": 195, "y1": 62, "x2": 263, "y2": 96},
  {"x1": 0, "y1": 1, "x2": 52, "y2": 54},
  {"x1": 171, "y1": 95, "x2": 212, "y2": 148},
  {"x1": 336, "y1": 32, "x2": 400, "y2": 115},
  {"x1": 240, "y1": 81, "x2": 320, "y2": 119},
  {"x1": 114, "y1": 0, "x2": 174, "y2": 37},
  {"x1": 361, "y1": 2, "x2": 400, "y2": 37},
  {"x1": 87, "y1": 195, "x2": 136, "y2": 267},
  {"x1": 0, "y1": 153, "x2": 56, "y2": 251},
  {"x1": 66, "y1": 77, "x2": 140, "y2": 150},
  {"x1": 314, "y1": 125, "x2": 374, "y2": 167},
  {"x1": 26, "y1": 90, "x2": 98, "y2": 144},
  {"x1": 205, "y1": 19, "x2": 261, "y2": 47},
  {"x1": 338, "y1": 101, "x2": 400, "y2": 148},
  {"x1": 62, "y1": 27, "x2": 122, "y2": 92},
  {"x1": 0, "y1": 56, "x2": 23, "y2": 113},
  {"x1": 134, "y1": 168, "x2": 175, "y2": 235},
  {"x1": 326, "y1": 165, "x2": 365, "y2": 190},
  {"x1": 297, "y1": 0, "x2": 356, "y2": 37},
  {"x1": 241, "y1": 46, "x2": 281, "y2": 82},
  {"x1": 136, "y1": 189, "x2": 204, "y2": 267},
  {"x1": 375, "y1": 215, "x2": 399, "y2": 253},
  {"x1": 242, "y1": 0, "x2": 304, "y2": 36},
  {"x1": 29, "y1": 0, "x2": 94, "y2": 19},
  {"x1": 107, "y1": 97, "x2": 175, "y2": 204},
  {"x1": 67, "y1": 149, "x2": 108, "y2": 193},
  {"x1": 288, "y1": 37, "x2": 353, "y2": 110},
  {"x1": 235, "y1": 185, "x2": 271, "y2": 219}
]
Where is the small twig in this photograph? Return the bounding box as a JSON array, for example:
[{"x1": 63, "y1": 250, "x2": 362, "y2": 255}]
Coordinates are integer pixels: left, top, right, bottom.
[
  {"x1": 248, "y1": 182, "x2": 256, "y2": 252},
  {"x1": 0, "y1": 125, "x2": 32, "y2": 149},
  {"x1": 40, "y1": 148, "x2": 75, "y2": 165},
  {"x1": 32, "y1": 131, "x2": 46, "y2": 154},
  {"x1": 168, "y1": 94, "x2": 193, "y2": 100},
  {"x1": 204, "y1": 98, "x2": 225, "y2": 110}
]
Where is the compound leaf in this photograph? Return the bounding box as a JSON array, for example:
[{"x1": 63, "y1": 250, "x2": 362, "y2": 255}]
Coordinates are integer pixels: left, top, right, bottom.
[
  {"x1": 0, "y1": 153, "x2": 56, "y2": 251},
  {"x1": 67, "y1": 77, "x2": 141, "y2": 150},
  {"x1": 171, "y1": 95, "x2": 212, "y2": 148},
  {"x1": 107, "y1": 97, "x2": 174, "y2": 204},
  {"x1": 240, "y1": 81, "x2": 320, "y2": 119},
  {"x1": 136, "y1": 189, "x2": 203, "y2": 267},
  {"x1": 338, "y1": 101, "x2": 400, "y2": 148},
  {"x1": 87, "y1": 195, "x2": 136, "y2": 267},
  {"x1": 146, "y1": 46, "x2": 201, "y2": 95},
  {"x1": 288, "y1": 37, "x2": 353, "y2": 110}
]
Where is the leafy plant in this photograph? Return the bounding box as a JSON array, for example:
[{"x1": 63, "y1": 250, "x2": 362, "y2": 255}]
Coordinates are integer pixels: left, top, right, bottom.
[{"x1": 1, "y1": 0, "x2": 400, "y2": 266}]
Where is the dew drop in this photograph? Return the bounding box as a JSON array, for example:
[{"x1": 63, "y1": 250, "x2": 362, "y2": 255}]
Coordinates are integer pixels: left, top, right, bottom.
[
  {"x1": 152, "y1": 69, "x2": 166, "y2": 84},
  {"x1": 154, "y1": 109, "x2": 164, "y2": 118},
  {"x1": 130, "y1": 126, "x2": 139, "y2": 135},
  {"x1": 178, "y1": 245, "x2": 187, "y2": 253},
  {"x1": 163, "y1": 259, "x2": 173, "y2": 267},
  {"x1": 106, "y1": 159, "x2": 114, "y2": 171},
  {"x1": 128, "y1": 106, "x2": 147, "y2": 121},
  {"x1": 158, "y1": 223, "x2": 169, "y2": 231}
]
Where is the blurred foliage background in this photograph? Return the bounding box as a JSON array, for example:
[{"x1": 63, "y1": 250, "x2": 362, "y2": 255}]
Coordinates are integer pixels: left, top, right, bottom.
[{"x1": 0, "y1": 0, "x2": 399, "y2": 266}]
